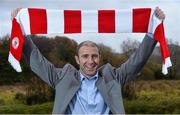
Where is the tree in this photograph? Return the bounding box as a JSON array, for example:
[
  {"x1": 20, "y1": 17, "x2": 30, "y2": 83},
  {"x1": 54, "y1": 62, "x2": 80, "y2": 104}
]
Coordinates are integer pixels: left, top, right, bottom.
[
  {"x1": 120, "y1": 38, "x2": 140, "y2": 58},
  {"x1": 168, "y1": 41, "x2": 180, "y2": 79}
]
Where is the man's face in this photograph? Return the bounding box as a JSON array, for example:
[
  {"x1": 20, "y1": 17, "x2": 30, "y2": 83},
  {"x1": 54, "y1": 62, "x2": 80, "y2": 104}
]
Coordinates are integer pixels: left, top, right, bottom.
[{"x1": 75, "y1": 45, "x2": 100, "y2": 77}]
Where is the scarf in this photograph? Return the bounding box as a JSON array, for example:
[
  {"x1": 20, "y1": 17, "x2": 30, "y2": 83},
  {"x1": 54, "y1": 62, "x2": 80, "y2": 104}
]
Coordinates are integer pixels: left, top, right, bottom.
[{"x1": 9, "y1": 8, "x2": 172, "y2": 74}]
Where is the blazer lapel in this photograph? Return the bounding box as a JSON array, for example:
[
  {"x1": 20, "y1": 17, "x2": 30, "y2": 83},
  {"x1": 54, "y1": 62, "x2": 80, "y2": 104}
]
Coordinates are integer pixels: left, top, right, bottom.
[
  {"x1": 96, "y1": 73, "x2": 116, "y2": 113},
  {"x1": 62, "y1": 71, "x2": 81, "y2": 112}
]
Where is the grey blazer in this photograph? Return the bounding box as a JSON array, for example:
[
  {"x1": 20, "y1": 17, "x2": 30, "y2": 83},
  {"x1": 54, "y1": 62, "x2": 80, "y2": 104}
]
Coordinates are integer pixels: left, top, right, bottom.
[{"x1": 23, "y1": 34, "x2": 157, "y2": 114}]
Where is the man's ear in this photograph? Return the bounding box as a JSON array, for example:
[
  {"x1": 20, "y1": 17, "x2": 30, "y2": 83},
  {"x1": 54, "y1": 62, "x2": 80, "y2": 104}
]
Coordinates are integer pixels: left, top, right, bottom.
[
  {"x1": 75, "y1": 55, "x2": 80, "y2": 65},
  {"x1": 99, "y1": 54, "x2": 101, "y2": 59},
  {"x1": 99, "y1": 54, "x2": 101, "y2": 63}
]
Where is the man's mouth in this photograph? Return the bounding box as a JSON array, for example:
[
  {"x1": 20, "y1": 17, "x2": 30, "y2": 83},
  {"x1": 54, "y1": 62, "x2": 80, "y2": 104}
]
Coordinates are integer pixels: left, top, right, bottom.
[{"x1": 85, "y1": 64, "x2": 97, "y2": 70}]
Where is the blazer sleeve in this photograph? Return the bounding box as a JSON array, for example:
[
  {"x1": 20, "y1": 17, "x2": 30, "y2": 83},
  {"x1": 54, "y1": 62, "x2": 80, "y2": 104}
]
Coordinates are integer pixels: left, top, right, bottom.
[
  {"x1": 23, "y1": 35, "x2": 63, "y2": 88},
  {"x1": 115, "y1": 34, "x2": 157, "y2": 87}
]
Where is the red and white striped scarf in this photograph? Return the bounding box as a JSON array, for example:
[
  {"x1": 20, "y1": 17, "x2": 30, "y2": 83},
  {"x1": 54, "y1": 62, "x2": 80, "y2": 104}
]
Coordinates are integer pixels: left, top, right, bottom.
[{"x1": 9, "y1": 8, "x2": 172, "y2": 74}]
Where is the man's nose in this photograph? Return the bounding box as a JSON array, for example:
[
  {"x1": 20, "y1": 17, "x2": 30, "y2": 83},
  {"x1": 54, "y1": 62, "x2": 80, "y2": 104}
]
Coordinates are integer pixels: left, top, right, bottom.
[{"x1": 87, "y1": 56, "x2": 94, "y2": 63}]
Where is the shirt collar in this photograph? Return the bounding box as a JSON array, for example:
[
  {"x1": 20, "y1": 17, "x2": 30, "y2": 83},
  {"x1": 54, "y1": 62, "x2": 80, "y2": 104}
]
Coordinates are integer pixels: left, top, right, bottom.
[{"x1": 79, "y1": 71, "x2": 98, "y2": 82}]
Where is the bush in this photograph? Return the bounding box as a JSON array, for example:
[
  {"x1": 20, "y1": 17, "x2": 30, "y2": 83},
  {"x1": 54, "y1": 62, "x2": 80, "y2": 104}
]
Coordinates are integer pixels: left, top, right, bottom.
[
  {"x1": 15, "y1": 92, "x2": 26, "y2": 104},
  {"x1": 25, "y1": 76, "x2": 54, "y2": 105},
  {"x1": 124, "y1": 80, "x2": 180, "y2": 114},
  {"x1": 26, "y1": 93, "x2": 48, "y2": 105},
  {"x1": 124, "y1": 98, "x2": 180, "y2": 114},
  {"x1": 123, "y1": 81, "x2": 137, "y2": 100},
  {"x1": 0, "y1": 98, "x2": 5, "y2": 105},
  {"x1": 0, "y1": 102, "x2": 53, "y2": 114}
]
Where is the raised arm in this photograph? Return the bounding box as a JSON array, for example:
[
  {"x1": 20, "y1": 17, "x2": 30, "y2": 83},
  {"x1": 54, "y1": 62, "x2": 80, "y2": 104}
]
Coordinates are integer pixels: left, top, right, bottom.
[
  {"x1": 23, "y1": 36, "x2": 63, "y2": 88},
  {"x1": 11, "y1": 8, "x2": 63, "y2": 88},
  {"x1": 115, "y1": 7, "x2": 165, "y2": 87}
]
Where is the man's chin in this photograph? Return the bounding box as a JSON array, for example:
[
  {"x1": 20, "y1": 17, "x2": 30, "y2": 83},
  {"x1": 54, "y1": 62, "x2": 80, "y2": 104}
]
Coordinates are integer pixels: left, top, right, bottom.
[
  {"x1": 84, "y1": 70, "x2": 97, "y2": 77},
  {"x1": 88, "y1": 71, "x2": 98, "y2": 76},
  {"x1": 80, "y1": 67, "x2": 98, "y2": 77}
]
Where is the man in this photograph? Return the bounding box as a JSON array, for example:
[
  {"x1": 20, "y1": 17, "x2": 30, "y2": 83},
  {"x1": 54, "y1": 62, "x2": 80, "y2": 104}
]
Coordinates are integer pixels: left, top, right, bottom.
[{"x1": 12, "y1": 7, "x2": 165, "y2": 114}]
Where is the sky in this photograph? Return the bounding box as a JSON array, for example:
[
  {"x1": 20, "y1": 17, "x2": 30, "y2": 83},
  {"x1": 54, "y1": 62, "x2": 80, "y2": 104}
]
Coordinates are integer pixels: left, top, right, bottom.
[{"x1": 0, "y1": 0, "x2": 180, "y2": 53}]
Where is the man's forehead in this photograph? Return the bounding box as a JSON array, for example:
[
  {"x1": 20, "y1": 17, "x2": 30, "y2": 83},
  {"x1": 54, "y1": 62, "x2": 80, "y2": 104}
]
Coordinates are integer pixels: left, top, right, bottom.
[
  {"x1": 78, "y1": 45, "x2": 99, "y2": 54},
  {"x1": 80, "y1": 41, "x2": 98, "y2": 47},
  {"x1": 79, "y1": 45, "x2": 99, "y2": 51},
  {"x1": 76, "y1": 40, "x2": 100, "y2": 56}
]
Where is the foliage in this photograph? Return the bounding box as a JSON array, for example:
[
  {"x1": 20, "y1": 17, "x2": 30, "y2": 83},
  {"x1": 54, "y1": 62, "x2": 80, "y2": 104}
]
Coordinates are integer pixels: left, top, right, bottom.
[
  {"x1": 122, "y1": 81, "x2": 137, "y2": 100},
  {"x1": 1, "y1": 80, "x2": 180, "y2": 114},
  {"x1": 0, "y1": 102, "x2": 53, "y2": 114},
  {"x1": 120, "y1": 38, "x2": 140, "y2": 58},
  {"x1": 1, "y1": 35, "x2": 180, "y2": 84},
  {"x1": 124, "y1": 98, "x2": 180, "y2": 114},
  {"x1": 1, "y1": 35, "x2": 180, "y2": 113},
  {"x1": 124, "y1": 80, "x2": 180, "y2": 114},
  {"x1": 25, "y1": 76, "x2": 54, "y2": 105},
  {"x1": 0, "y1": 36, "x2": 31, "y2": 85}
]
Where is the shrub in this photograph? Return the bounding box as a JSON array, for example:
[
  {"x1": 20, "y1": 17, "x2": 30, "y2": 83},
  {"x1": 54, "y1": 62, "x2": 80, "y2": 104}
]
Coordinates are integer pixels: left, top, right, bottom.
[
  {"x1": 0, "y1": 98, "x2": 5, "y2": 105},
  {"x1": 0, "y1": 102, "x2": 53, "y2": 114},
  {"x1": 123, "y1": 81, "x2": 137, "y2": 100},
  {"x1": 124, "y1": 98, "x2": 180, "y2": 114},
  {"x1": 15, "y1": 92, "x2": 26, "y2": 104},
  {"x1": 25, "y1": 76, "x2": 54, "y2": 105}
]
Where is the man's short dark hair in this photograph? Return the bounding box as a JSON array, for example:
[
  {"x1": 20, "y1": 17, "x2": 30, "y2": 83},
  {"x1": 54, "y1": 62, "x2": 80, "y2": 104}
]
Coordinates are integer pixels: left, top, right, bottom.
[{"x1": 76, "y1": 41, "x2": 100, "y2": 56}]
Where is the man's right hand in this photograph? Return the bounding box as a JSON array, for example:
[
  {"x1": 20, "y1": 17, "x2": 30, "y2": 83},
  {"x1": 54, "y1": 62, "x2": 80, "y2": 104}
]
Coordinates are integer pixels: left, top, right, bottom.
[
  {"x1": 154, "y1": 7, "x2": 165, "y2": 21},
  {"x1": 11, "y1": 8, "x2": 22, "y2": 20}
]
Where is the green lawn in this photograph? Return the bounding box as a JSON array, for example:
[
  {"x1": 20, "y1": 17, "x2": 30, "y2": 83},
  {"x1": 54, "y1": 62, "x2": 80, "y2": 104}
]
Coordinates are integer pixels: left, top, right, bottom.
[
  {"x1": 0, "y1": 80, "x2": 180, "y2": 114},
  {"x1": 0, "y1": 103, "x2": 53, "y2": 114}
]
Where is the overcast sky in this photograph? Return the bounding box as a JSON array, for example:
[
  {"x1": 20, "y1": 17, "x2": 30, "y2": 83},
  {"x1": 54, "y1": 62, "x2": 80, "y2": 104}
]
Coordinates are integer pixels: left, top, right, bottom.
[{"x1": 0, "y1": 0, "x2": 180, "y2": 53}]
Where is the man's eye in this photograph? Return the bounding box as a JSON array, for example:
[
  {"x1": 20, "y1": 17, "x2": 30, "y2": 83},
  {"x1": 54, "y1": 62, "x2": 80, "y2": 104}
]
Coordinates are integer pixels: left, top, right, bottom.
[
  {"x1": 82, "y1": 55, "x2": 88, "y2": 58},
  {"x1": 92, "y1": 55, "x2": 98, "y2": 58}
]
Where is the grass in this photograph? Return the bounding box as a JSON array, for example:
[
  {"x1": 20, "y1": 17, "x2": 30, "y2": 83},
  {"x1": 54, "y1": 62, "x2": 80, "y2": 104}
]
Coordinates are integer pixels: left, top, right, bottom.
[
  {"x1": 0, "y1": 85, "x2": 26, "y2": 105},
  {"x1": 124, "y1": 80, "x2": 180, "y2": 113},
  {"x1": 135, "y1": 80, "x2": 180, "y2": 101},
  {"x1": 0, "y1": 80, "x2": 180, "y2": 114},
  {"x1": 0, "y1": 102, "x2": 53, "y2": 114},
  {"x1": 124, "y1": 97, "x2": 180, "y2": 114},
  {"x1": 0, "y1": 84, "x2": 53, "y2": 114}
]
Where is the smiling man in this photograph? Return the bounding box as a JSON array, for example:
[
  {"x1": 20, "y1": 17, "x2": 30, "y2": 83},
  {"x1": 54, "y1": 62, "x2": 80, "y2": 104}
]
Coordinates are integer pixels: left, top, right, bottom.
[
  {"x1": 12, "y1": 7, "x2": 165, "y2": 114},
  {"x1": 75, "y1": 41, "x2": 100, "y2": 78}
]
